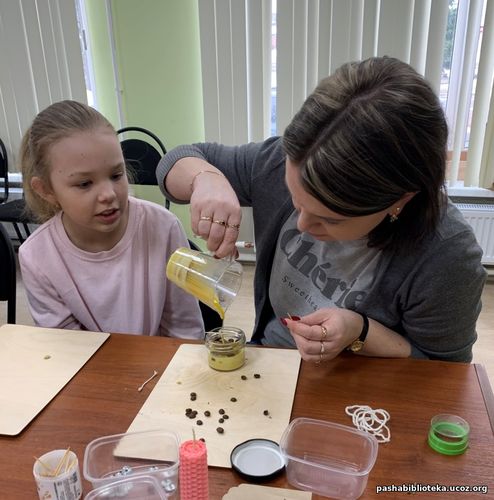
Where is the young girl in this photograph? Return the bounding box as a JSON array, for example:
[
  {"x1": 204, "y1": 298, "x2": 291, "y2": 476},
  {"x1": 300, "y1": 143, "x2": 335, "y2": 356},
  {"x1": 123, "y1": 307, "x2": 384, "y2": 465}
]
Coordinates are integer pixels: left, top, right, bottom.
[{"x1": 19, "y1": 100, "x2": 204, "y2": 338}]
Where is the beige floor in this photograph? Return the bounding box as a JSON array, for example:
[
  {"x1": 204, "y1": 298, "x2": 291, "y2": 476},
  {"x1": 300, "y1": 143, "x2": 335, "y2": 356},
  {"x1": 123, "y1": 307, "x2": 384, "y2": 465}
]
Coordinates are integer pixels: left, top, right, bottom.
[{"x1": 2, "y1": 259, "x2": 493, "y2": 386}]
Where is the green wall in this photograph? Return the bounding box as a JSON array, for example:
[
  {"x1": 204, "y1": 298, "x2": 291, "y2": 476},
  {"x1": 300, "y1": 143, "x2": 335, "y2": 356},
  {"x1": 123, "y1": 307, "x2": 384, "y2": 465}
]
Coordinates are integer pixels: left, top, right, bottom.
[{"x1": 85, "y1": 0, "x2": 204, "y2": 244}]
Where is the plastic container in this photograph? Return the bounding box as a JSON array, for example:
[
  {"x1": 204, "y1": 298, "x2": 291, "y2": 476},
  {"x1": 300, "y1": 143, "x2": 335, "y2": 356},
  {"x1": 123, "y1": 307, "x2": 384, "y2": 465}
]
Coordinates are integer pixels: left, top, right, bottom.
[
  {"x1": 33, "y1": 449, "x2": 82, "y2": 500},
  {"x1": 205, "y1": 326, "x2": 246, "y2": 371},
  {"x1": 279, "y1": 417, "x2": 378, "y2": 500},
  {"x1": 85, "y1": 475, "x2": 167, "y2": 499},
  {"x1": 428, "y1": 414, "x2": 470, "y2": 455},
  {"x1": 83, "y1": 429, "x2": 179, "y2": 498}
]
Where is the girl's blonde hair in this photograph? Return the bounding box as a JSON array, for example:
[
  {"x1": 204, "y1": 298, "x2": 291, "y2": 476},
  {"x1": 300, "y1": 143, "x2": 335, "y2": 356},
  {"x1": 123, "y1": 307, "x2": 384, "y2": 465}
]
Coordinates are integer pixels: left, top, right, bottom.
[{"x1": 20, "y1": 100, "x2": 115, "y2": 223}]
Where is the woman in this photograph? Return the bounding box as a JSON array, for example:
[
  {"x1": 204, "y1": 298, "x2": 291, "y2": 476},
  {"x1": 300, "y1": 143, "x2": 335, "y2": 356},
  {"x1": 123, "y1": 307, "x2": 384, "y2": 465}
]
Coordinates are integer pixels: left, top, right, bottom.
[{"x1": 157, "y1": 56, "x2": 486, "y2": 362}]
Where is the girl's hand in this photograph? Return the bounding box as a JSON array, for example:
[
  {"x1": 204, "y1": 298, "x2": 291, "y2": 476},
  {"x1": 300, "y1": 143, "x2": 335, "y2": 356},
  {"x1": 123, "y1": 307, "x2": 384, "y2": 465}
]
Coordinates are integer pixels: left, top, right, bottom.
[
  {"x1": 284, "y1": 308, "x2": 364, "y2": 363},
  {"x1": 190, "y1": 169, "x2": 242, "y2": 258}
]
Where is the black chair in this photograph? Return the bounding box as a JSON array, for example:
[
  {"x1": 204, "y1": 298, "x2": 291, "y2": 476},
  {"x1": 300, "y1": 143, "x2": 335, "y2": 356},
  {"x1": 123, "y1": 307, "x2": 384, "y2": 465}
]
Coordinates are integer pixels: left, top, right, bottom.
[
  {"x1": 0, "y1": 222, "x2": 17, "y2": 323},
  {"x1": 117, "y1": 126, "x2": 170, "y2": 209},
  {"x1": 0, "y1": 137, "x2": 33, "y2": 243},
  {"x1": 187, "y1": 239, "x2": 224, "y2": 332}
]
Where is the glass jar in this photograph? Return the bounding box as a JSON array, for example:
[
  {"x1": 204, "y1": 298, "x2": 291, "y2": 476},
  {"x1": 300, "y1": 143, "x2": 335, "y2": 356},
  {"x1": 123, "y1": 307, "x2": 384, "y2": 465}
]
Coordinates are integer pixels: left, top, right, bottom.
[{"x1": 205, "y1": 327, "x2": 246, "y2": 371}]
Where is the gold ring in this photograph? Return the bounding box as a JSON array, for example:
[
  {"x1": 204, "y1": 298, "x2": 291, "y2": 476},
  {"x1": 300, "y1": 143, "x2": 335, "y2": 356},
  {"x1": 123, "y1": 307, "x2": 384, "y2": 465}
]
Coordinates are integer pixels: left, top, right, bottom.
[
  {"x1": 199, "y1": 215, "x2": 212, "y2": 222},
  {"x1": 315, "y1": 351, "x2": 323, "y2": 365},
  {"x1": 226, "y1": 222, "x2": 240, "y2": 230},
  {"x1": 320, "y1": 325, "x2": 328, "y2": 341},
  {"x1": 320, "y1": 341, "x2": 325, "y2": 355},
  {"x1": 213, "y1": 219, "x2": 227, "y2": 226}
]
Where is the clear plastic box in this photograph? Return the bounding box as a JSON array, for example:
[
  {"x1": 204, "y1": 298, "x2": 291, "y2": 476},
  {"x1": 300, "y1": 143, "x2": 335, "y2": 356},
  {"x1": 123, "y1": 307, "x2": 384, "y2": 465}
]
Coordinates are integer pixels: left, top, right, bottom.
[
  {"x1": 83, "y1": 429, "x2": 180, "y2": 498},
  {"x1": 85, "y1": 475, "x2": 167, "y2": 499},
  {"x1": 279, "y1": 417, "x2": 378, "y2": 500}
]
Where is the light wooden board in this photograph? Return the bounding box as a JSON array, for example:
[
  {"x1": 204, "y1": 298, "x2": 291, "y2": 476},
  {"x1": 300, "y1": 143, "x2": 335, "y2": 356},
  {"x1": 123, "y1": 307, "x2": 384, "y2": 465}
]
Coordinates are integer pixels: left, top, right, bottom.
[
  {"x1": 0, "y1": 324, "x2": 109, "y2": 436},
  {"x1": 223, "y1": 484, "x2": 312, "y2": 499},
  {"x1": 126, "y1": 344, "x2": 301, "y2": 467}
]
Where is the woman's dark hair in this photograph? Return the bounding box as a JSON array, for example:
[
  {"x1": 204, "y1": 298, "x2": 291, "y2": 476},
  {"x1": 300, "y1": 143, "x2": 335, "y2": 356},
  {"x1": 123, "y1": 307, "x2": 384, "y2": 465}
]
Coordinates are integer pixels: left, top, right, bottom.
[{"x1": 282, "y1": 56, "x2": 448, "y2": 251}]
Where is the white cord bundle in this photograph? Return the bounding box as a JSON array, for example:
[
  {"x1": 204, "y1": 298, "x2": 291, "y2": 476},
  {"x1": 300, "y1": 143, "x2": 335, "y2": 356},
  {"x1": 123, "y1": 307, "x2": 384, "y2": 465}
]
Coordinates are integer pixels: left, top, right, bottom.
[{"x1": 345, "y1": 405, "x2": 391, "y2": 443}]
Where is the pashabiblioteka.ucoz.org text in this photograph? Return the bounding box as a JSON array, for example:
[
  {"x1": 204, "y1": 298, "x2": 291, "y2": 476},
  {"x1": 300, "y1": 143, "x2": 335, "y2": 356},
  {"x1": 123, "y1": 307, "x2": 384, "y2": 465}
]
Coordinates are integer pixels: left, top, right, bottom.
[{"x1": 376, "y1": 484, "x2": 489, "y2": 494}]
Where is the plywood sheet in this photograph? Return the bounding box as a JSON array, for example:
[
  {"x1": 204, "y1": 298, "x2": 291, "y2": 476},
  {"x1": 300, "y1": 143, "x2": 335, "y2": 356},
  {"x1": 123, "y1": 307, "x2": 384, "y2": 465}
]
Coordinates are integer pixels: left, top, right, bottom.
[
  {"x1": 0, "y1": 324, "x2": 109, "y2": 436},
  {"x1": 223, "y1": 484, "x2": 312, "y2": 499},
  {"x1": 126, "y1": 344, "x2": 301, "y2": 467}
]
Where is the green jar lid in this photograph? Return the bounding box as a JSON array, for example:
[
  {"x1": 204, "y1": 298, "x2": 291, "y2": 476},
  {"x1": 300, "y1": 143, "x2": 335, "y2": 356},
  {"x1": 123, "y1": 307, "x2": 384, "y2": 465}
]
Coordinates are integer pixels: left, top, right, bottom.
[{"x1": 428, "y1": 414, "x2": 469, "y2": 456}]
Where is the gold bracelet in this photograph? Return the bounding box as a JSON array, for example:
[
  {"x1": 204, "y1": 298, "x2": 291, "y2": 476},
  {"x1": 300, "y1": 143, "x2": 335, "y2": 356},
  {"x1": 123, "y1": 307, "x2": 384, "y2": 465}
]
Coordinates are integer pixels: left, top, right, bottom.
[{"x1": 190, "y1": 170, "x2": 225, "y2": 191}]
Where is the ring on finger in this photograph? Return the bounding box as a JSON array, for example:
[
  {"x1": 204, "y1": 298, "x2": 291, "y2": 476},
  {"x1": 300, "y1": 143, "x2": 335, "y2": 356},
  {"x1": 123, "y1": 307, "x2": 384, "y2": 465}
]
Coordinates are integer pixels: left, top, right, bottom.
[
  {"x1": 315, "y1": 351, "x2": 323, "y2": 365},
  {"x1": 226, "y1": 222, "x2": 240, "y2": 230},
  {"x1": 320, "y1": 325, "x2": 328, "y2": 341},
  {"x1": 320, "y1": 341, "x2": 325, "y2": 355},
  {"x1": 199, "y1": 215, "x2": 213, "y2": 222},
  {"x1": 213, "y1": 219, "x2": 227, "y2": 226}
]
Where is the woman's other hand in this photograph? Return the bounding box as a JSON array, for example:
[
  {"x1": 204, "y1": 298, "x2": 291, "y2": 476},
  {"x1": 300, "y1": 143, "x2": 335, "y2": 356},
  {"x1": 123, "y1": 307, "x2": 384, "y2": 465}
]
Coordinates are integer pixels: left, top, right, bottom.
[{"x1": 284, "y1": 308, "x2": 364, "y2": 362}]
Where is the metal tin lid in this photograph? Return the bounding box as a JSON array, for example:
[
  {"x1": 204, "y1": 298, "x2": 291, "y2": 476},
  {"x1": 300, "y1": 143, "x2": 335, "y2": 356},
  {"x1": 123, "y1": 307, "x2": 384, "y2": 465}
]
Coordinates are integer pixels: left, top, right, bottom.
[
  {"x1": 428, "y1": 414, "x2": 470, "y2": 456},
  {"x1": 230, "y1": 439, "x2": 285, "y2": 481}
]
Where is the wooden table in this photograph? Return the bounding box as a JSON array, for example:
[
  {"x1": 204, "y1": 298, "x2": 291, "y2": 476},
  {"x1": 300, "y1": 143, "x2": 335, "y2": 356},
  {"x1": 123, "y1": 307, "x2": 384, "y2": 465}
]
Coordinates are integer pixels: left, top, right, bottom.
[{"x1": 1, "y1": 334, "x2": 493, "y2": 499}]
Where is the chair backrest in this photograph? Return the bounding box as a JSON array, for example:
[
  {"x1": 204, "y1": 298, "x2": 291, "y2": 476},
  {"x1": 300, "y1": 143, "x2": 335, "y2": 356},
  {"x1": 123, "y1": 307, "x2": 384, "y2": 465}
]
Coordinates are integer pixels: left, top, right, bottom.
[
  {"x1": 0, "y1": 137, "x2": 8, "y2": 203},
  {"x1": 117, "y1": 127, "x2": 167, "y2": 185},
  {"x1": 187, "y1": 239, "x2": 224, "y2": 333},
  {"x1": 0, "y1": 222, "x2": 16, "y2": 323},
  {"x1": 117, "y1": 126, "x2": 170, "y2": 209}
]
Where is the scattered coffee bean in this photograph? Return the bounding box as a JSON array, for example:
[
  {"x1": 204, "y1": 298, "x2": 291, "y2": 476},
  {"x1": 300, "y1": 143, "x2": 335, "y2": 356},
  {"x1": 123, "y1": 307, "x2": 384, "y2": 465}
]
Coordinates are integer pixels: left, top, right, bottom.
[
  {"x1": 223, "y1": 414, "x2": 229, "y2": 420},
  {"x1": 204, "y1": 410, "x2": 211, "y2": 417},
  {"x1": 254, "y1": 373, "x2": 261, "y2": 379},
  {"x1": 218, "y1": 418, "x2": 224, "y2": 424},
  {"x1": 196, "y1": 420, "x2": 203, "y2": 425},
  {"x1": 219, "y1": 409, "x2": 225, "y2": 415},
  {"x1": 241, "y1": 375, "x2": 247, "y2": 380},
  {"x1": 263, "y1": 410, "x2": 269, "y2": 416},
  {"x1": 199, "y1": 438, "x2": 205, "y2": 442},
  {"x1": 216, "y1": 427, "x2": 224, "y2": 434},
  {"x1": 230, "y1": 397, "x2": 237, "y2": 402}
]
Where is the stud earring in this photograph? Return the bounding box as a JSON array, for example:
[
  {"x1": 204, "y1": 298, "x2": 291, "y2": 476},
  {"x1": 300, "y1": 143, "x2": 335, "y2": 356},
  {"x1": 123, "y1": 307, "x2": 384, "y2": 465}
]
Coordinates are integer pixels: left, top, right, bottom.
[{"x1": 389, "y1": 207, "x2": 401, "y2": 223}]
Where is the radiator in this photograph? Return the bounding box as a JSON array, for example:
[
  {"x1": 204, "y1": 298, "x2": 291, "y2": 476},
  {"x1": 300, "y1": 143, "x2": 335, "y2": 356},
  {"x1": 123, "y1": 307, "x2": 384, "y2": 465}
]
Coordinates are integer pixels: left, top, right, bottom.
[{"x1": 454, "y1": 200, "x2": 494, "y2": 265}]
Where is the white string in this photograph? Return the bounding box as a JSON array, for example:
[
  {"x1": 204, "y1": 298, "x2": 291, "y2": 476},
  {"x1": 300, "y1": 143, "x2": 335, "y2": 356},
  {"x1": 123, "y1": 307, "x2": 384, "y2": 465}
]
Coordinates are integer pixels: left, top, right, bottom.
[
  {"x1": 345, "y1": 404, "x2": 391, "y2": 443},
  {"x1": 137, "y1": 370, "x2": 158, "y2": 392}
]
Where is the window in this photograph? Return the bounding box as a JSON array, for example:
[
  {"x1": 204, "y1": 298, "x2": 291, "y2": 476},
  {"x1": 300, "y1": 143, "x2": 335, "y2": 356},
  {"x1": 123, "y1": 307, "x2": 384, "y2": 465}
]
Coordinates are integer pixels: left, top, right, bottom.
[{"x1": 75, "y1": 0, "x2": 97, "y2": 108}]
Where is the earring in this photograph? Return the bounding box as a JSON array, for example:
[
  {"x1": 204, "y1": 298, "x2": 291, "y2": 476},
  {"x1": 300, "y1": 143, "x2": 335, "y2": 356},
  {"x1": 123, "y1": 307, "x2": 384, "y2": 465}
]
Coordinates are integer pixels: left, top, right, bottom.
[{"x1": 389, "y1": 207, "x2": 401, "y2": 223}]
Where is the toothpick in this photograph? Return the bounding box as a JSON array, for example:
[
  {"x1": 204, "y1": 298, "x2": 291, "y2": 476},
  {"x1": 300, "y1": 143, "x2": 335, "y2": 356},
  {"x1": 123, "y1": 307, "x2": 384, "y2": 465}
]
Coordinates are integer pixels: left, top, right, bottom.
[
  {"x1": 34, "y1": 456, "x2": 55, "y2": 477},
  {"x1": 192, "y1": 428, "x2": 197, "y2": 441},
  {"x1": 53, "y1": 447, "x2": 71, "y2": 477},
  {"x1": 65, "y1": 458, "x2": 77, "y2": 473},
  {"x1": 287, "y1": 313, "x2": 293, "y2": 319},
  {"x1": 137, "y1": 370, "x2": 158, "y2": 391}
]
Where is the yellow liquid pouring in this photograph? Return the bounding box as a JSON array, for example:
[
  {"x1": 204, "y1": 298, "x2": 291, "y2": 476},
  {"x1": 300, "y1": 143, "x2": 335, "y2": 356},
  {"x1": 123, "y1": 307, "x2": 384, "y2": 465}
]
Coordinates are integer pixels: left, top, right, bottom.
[{"x1": 166, "y1": 250, "x2": 226, "y2": 319}]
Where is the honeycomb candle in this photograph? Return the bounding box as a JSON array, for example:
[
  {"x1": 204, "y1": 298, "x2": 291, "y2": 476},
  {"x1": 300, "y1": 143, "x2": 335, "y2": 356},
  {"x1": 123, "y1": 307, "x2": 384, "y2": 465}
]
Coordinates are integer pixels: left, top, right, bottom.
[{"x1": 179, "y1": 438, "x2": 208, "y2": 500}]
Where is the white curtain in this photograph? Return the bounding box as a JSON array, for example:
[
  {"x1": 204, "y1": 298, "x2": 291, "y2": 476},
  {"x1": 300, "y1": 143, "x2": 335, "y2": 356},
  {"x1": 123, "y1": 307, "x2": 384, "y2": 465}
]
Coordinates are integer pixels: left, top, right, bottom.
[
  {"x1": 198, "y1": 0, "x2": 494, "y2": 189},
  {"x1": 0, "y1": 0, "x2": 86, "y2": 169}
]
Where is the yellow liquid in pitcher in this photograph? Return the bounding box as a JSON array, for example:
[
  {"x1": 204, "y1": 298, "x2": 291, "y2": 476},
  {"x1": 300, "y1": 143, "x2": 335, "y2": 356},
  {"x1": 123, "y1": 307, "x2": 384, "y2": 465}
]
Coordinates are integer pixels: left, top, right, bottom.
[
  {"x1": 166, "y1": 251, "x2": 226, "y2": 319},
  {"x1": 180, "y1": 272, "x2": 225, "y2": 319}
]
